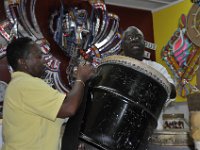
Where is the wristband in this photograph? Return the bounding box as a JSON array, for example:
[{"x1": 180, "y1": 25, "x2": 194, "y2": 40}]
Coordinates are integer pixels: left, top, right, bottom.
[{"x1": 76, "y1": 80, "x2": 85, "y2": 87}]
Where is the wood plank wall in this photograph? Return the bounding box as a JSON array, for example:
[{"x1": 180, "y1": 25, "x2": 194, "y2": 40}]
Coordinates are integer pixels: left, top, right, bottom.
[{"x1": 0, "y1": 1, "x2": 11, "y2": 83}]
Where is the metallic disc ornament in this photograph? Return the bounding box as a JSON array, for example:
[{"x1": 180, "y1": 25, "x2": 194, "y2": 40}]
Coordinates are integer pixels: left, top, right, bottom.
[{"x1": 187, "y1": 4, "x2": 200, "y2": 47}]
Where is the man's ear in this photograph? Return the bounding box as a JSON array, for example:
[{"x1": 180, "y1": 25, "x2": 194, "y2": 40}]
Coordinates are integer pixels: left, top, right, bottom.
[
  {"x1": 18, "y1": 58, "x2": 27, "y2": 70},
  {"x1": 18, "y1": 58, "x2": 25, "y2": 65}
]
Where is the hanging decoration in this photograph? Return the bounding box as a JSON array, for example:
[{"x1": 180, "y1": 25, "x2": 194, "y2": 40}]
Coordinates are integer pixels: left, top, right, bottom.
[
  {"x1": 49, "y1": 0, "x2": 122, "y2": 85},
  {"x1": 3, "y1": 0, "x2": 122, "y2": 93},
  {"x1": 162, "y1": 14, "x2": 200, "y2": 97},
  {"x1": 0, "y1": 20, "x2": 10, "y2": 58},
  {"x1": 3, "y1": 0, "x2": 68, "y2": 92}
]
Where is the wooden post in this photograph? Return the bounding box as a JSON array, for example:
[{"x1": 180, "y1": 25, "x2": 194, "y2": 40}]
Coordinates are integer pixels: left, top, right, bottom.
[{"x1": 187, "y1": 60, "x2": 200, "y2": 150}]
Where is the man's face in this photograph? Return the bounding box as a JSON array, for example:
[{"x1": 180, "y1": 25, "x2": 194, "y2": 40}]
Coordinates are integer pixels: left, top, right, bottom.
[
  {"x1": 122, "y1": 27, "x2": 145, "y2": 60},
  {"x1": 24, "y1": 43, "x2": 46, "y2": 78}
]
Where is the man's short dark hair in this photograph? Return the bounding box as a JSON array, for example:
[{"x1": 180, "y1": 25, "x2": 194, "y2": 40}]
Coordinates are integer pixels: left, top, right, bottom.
[{"x1": 6, "y1": 37, "x2": 34, "y2": 71}]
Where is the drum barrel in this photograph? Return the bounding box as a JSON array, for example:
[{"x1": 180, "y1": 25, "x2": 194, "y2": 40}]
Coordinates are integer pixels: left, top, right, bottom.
[{"x1": 80, "y1": 58, "x2": 169, "y2": 150}]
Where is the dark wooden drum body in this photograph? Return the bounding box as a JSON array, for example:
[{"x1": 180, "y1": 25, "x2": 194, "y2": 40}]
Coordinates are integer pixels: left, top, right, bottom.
[{"x1": 80, "y1": 55, "x2": 171, "y2": 150}]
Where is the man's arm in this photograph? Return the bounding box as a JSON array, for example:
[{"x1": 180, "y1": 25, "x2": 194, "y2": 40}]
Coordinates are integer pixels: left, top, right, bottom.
[
  {"x1": 57, "y1": 80, "x2": 85, "y2": 118},
  {"x1": 57, "y1": 64, "x2": 95, "y2": 118}
]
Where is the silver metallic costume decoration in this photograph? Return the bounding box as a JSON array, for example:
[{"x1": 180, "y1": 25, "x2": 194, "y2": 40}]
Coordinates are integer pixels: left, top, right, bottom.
[
  {"x1": 49, "y1": 0, "x2": 122, "y2": 85},
  {"x1": 0, "y1": 19, "x2": 17, "y2": 58},
  {"x1": 2, "y1": 0, "x2": 122, "y2": 92},
  {"x1": 3, "y1": 0, "x2": 69, "y2": 93}
]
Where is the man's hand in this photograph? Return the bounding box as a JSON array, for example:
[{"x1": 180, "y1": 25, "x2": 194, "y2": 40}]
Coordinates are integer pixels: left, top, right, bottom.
[{"x1": 76, "y1": 64, "x2": 96, "y2": 83}]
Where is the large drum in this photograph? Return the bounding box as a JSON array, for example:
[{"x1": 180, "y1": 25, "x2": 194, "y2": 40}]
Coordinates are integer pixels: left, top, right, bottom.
[{"x1": 80, "y1": 55, "x2": 171, "y2": 150}]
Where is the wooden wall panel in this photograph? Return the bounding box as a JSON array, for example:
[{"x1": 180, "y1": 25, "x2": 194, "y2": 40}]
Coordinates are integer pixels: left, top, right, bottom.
[
  {"x1": 106, "y1": 5, "x2": 155, "y2": 60},
  {"x1": 0, "y1": 1, "x2": 10, "y2": 83},
  {"x1": 0, "y1": 1, "x2": 7, "y2": 21}
]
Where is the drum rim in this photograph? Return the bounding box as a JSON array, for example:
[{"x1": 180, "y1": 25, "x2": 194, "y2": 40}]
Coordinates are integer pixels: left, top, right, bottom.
[
  {"x1": 100, "y1": 55, "x2": 171, "y2": 98},
  {"x1": 79, "y1": 133, "x2": 109, "y2": 150}
]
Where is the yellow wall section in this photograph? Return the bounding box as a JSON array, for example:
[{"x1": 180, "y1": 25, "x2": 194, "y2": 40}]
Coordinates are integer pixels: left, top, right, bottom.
[{"x1": 152, "y1": 1, "x2": 193, "y2": 102}]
